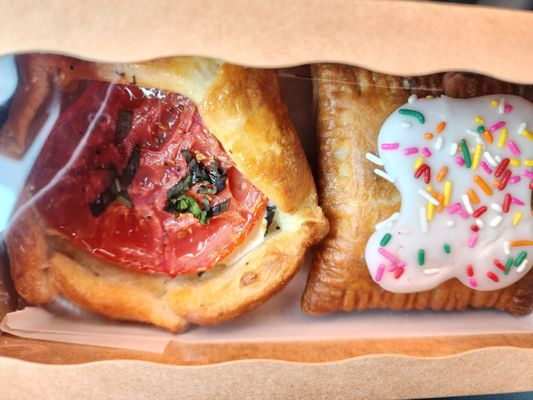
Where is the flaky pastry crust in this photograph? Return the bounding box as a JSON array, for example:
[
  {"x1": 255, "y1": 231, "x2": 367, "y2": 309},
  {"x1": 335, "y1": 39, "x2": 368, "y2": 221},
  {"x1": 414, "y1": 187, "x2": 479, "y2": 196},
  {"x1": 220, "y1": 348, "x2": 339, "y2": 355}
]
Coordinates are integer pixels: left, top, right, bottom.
[
  {"x1": 3, "y1": 55, "x2": 328, "y2": 331},
  {"x1": 302, "y1": 65, "x2": 533, "y2": 315}
]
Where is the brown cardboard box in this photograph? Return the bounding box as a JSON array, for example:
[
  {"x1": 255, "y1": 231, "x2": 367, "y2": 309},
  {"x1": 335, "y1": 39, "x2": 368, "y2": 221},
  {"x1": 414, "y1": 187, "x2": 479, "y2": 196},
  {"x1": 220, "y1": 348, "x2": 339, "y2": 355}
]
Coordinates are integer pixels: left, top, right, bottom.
[{"x1": 0, "y1": 1, "x2": 532, "y2": 398}]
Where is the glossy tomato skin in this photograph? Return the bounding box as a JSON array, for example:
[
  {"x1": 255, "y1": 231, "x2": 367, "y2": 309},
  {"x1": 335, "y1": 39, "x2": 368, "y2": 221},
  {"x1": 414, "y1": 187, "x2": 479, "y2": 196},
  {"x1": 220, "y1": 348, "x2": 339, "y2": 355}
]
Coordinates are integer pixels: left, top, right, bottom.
[{"x1": 28, "y1": 82, "x2": 267, "y2": 276}]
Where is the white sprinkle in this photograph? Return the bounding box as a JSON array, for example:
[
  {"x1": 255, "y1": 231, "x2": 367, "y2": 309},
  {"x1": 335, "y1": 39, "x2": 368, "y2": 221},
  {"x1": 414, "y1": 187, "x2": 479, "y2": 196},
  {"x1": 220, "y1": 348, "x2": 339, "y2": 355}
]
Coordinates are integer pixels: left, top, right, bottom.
[
  {"x1": 375, "y1": 212, "x2": 400, "y2": 230},
  {"x1": 449, "y1": 143, "x2": 458, "y2": 155},
  {"x1": 374, "y1": 168, "x2": 395, "y2": 183},
  {"x1": 401, "y1": 121, "x2": 411, "y2": 128},
  {"x1": 462, "y1": 194, "x2": 474, "y2": 214},
  {"x1": 494, "y1": 155, "x2": 502, "y2": 163},
  {"x1": 516, "y1": 259, "x2": 529, "y2": 273},
  {"x1": 366, "y1": 152, "x2": 384, "y2": 166},
  {"x1": 418, "y1": 189, "x2": 440, "y2": 206},
  {"x1": 475, "y1": 136, "x2": 484, "y2": 145},
  {"x1": 518, "y1": 122, "x2": 527, "y2": 134},
  {"x1": 419, "y1": 207, "x2": 428, "y2": 233},
  {"x1": 476, "y1": 219, "x2": 485, "y2": 228},
  {"x1": 490, "y1": 215, "x2": 503, "y2": 227},
  {"x1": 408, "y1": 94, "x2": 418, "y2": 104},
  {"x1": 434, "y1": 136, "x2": 444, "y2": 150},
  {"x1": 491, "y1": 203, "x2": 503, "y2": 213},
  {"x1": 504, "y1": 241, "x2": 510, "y2": 255},
  {"x1": 498, "y1": 98, "x2": 505, "y2": 114},
  {"x1": 446, "y1": 220, "x2": 455, "y2": 227},
  {"x1": 397, "y1": 228, "x2": 411, "y2": 234},
  {"x1": 467, "y1": 129, "x2": 478, "y2": 138},
  {"x1": 424, "y1": 268, "x2": 441, "y2": 275},
  {"x1": 483, "y1": 151, "x2": 497, "y2": 167}
]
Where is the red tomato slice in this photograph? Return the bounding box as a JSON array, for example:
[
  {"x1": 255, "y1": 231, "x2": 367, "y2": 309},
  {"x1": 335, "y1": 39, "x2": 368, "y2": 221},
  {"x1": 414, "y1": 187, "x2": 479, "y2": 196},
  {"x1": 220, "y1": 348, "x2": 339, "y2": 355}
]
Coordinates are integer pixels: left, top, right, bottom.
[{"x1": 28, "y1": 81, "x2": 267, "y2": 276}]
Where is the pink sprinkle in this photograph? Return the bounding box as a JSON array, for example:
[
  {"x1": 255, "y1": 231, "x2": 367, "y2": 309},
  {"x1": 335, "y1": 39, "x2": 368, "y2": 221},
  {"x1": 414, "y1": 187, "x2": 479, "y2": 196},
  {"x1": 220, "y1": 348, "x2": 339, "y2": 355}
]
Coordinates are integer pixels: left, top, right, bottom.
[
  {"x1": 375, "y1": 264, "x2": 385, "y2": 282},
  {"x1": 455, "y1": 156, "x2": 465, "y2": 166},
  {"x1": 382, "y1": 143, "x2": 400, "y2": 150},
  {"x1": 459, "y1": 210, "x2": 470, "y2": 219},
  {"x1": 422, "y1": 147, "x2": 432, "y2": 157},
  {"x1": 511, "y1": 197, "x2": 525, "y2": 206},
  {"x1": 469, "y1": 278, "x2": 478, "y2": 288},
  {"x1": 403, "y1": 147, "x2": 419, "y2": 156},
  {"x1": 448, "y1": 203, "x2": 462, "y2": 214},
  {"x1": 467, "y1": 233, "x2": 479, "y2": 248},
  {"x1": 387, "y1": 264, "x2": 398, "y2": 272},
  {"x1": 509, "y1": 176, "x2": 521, "y2": 184},
  {"x1": 480, "y1": 161, "x2": 493, "y2": 175},
  {"x1": 507, "y1": 140, "x2": 521, "y2": 156},
  {"x1": 524, "y1": 170, "x2": 533, "y2": 179},
  {"x1": 378, "y1": 248, "x2": 405, "y2": 268},
  {"x1": 504, "y1": 104, "x2": 513, "y2": 113},
  {"x1": 489, "y1": 120, "x2": 506, "y2": 132}
]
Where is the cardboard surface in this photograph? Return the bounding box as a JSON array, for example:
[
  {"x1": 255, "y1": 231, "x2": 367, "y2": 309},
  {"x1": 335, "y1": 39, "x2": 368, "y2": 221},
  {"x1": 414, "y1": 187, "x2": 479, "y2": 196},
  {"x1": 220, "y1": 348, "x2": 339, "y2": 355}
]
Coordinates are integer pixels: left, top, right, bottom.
[
  {"x1": 1, "y1": 1, "x2": 533, "y2": 83},
  {"x1": 0, "y1": 0, "x2": 532, "y2": 398}
]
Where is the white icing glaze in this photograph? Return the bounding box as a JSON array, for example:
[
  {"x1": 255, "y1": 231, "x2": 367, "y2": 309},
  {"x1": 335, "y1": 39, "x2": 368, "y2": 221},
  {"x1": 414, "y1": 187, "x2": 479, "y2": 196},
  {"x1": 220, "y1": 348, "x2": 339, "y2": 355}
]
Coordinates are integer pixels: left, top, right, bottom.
[{"x1": 365, "y1": 95, "x2": 532, "y2": 293}]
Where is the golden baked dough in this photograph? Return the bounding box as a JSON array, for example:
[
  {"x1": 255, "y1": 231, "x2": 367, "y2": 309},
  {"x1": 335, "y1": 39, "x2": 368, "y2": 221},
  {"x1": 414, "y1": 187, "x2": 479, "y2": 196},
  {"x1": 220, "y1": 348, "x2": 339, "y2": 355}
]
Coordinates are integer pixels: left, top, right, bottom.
[
  {"x1": 3, "y1": 55, "x2": 328, "y2": 331},
  {"x1": 302, "y1": 64, "x2": 533, "y2": 315}
]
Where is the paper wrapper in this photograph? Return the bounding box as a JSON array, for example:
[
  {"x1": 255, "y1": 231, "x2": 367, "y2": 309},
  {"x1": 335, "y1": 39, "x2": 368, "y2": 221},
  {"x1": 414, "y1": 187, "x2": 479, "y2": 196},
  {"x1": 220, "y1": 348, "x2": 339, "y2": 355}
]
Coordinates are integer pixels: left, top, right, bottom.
[{"x1": 0, "y1": 0, "x2": 532, "y2": 398}]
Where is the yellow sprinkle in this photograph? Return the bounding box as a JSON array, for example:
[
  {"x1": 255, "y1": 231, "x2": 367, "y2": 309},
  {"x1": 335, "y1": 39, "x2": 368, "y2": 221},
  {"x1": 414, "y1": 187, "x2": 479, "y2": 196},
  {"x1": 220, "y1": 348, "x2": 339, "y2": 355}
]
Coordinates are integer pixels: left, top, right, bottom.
[
  {"x1": 472, "y1": 143, "x2": 483, "y2": 170},
  {"x1": 509, "y1": 159, "x2": 521, "y2": 167},
  {"x1": 474, "y1": 116, "x2": 484, "y2": 124},
  {"x1": 413, "y1": 157, "x2": 425, "y2": 170},
  {"x1": 426, "y1": 185, "x2": 433, "y2": 192},
  {"x1": 443, "y1": 180, "x2": 452, "y2": 206},
  {"x1": 523, "y1": 129, "x2": 533, "y2": 141},
  {"x1": 513, "y1": 212, "x2": 523, "y2": 226},
  {"x1": 498, "y1": 127, "x2": 508, "y2": 148},
  {"x1": 426, "y1": 95, "x2": 434, "y2": 99},
  {"x1": 524, "y1": 159, "x2": 533, "y2": 166},
  {"x1": 490, "y1": 99, "x2": 498, "y2": 107},
  {"x1": 427, "y1": 202, "x2": 435, "y2": 221}
]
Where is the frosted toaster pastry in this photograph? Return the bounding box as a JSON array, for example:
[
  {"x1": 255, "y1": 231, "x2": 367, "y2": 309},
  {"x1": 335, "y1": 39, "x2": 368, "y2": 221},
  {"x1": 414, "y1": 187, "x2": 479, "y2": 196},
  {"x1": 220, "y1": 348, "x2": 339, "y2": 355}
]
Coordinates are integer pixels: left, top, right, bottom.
[{"x1": 302, "y1": 65, "x2": 532, "y2": 315}]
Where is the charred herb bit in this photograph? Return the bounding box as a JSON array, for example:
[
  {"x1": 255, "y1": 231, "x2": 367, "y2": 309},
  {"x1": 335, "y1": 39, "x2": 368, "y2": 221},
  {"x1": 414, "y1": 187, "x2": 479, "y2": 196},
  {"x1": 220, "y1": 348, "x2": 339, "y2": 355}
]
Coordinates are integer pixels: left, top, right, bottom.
[
  {"x1": 207, "y1": 160, "x2": 227, "y2": 194},
  {"x1": 89, "y1": 146, "x2": 141, "y2": 217},
  {"x1": 209, "y1": 199, "x2": 230, "y2": 217},
  {"x1": 121, "y1": 145, "x2": 141, "y2": 187},
  {"x1": 265, "y1": 204, "x2": 277, "y2": 233},
  {"x1": 167, "y1": 175, "x2": 192, "y2": 199},
  {"x1": 114, "y1": 109, "x2": 133, "y2": 144},
  {"x1": 196, "y1": 184, "x2": 217, "y2": 195}
]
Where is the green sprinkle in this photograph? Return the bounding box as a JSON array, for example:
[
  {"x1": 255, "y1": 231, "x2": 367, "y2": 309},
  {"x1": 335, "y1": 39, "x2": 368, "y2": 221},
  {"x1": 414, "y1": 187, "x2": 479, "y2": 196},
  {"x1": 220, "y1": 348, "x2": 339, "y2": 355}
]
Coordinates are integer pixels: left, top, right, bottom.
[
  {"x1": 443, "y1": 244, "x2": 451, "y2": 254},
  {"x1": 418, "y1": 249, "x2": 425, "y2": 266},
  {"x1": 505, "y1": 257, "x2": 513, "y2": 275},
  {"x1": 460, "y1": 139, "x2": 472, "y2": 168},
  {"x1": 514, "y1": 251, "x2": 527, "y2": 267},
  {"x1": 477, "y1": 126, "x2": 485, "y2": 133},
  {"x1": 399, "y1": 109, "x2": 425, "y2": 124},
  {"x1": 380, "y1": 233, "x2": 392, "y2": 247}
]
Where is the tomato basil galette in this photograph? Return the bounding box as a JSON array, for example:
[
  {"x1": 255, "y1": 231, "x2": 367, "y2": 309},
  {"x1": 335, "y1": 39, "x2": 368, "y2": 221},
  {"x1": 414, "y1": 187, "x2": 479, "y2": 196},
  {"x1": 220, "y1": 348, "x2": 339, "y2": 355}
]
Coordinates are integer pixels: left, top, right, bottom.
[{"x1": 2, "y1": 55, "x2": 327, "y2": 331}]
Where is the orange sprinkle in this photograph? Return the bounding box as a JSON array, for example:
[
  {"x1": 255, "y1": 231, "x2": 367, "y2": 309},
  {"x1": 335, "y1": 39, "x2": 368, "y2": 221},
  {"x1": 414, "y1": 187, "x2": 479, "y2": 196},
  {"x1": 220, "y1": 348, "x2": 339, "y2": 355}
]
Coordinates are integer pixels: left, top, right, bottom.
[
  {"x1": 435, "y1": 121, "x2": 446, "y2": 133},
  {"x1": 424, "y1": 133, "x2": 434, "y2": 140},
  {"x1": 483, "y1": 130, "x2": 494, "y2": 144},
  {"x1": 433, "y1": 193, "x2": 444, "y2": 212},
  {"x1": 510, "y1": 240, "x2": 533, "y2": 247},
  {"x1": 474, "y1": 175, "x2": 493, "y2": 196},
  {"x1": 467, "y1": 189, "x2": 480, "y2": 205},
  {"x1": 493, "y1": 180, "x2": 500, "y2": 188},
  {"x1": 436, "y1": 166, "x2": 448, "y2": 182}
]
